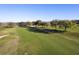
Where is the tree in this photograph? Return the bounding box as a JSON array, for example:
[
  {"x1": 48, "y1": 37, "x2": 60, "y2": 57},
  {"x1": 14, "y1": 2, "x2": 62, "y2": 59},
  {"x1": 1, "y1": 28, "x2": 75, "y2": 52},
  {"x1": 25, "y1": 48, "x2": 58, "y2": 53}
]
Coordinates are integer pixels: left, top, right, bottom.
[
  {"x1": 33, "y1": 20, "x2": 42, "y2": 27},
  {"x1": 58, "y1": 20, "x2": 71, "y2": 31},
  {"x1": 50, "y1": 20, "x2": 58, "y2": 29},
  {"x1": 26, "y1": 22, "x2": 32, "y2": 27},
  {"x1": 39, "y1": 22, "x2": 48, "y2": 28},
  {"x1": 18, "y1": 22, "x2": 27, "y2": 27}
]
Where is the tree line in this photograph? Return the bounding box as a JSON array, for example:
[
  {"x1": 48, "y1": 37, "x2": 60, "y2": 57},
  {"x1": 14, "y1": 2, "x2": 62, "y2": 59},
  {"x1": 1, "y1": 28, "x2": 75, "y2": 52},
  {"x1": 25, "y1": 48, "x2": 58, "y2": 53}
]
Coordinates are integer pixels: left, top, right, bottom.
[
  {"x1": 0, "y1": 20, "x2": 78, "y2": 32},
  {"x1": 18, "y1": 20, "x2": 78, "y2": 31}
]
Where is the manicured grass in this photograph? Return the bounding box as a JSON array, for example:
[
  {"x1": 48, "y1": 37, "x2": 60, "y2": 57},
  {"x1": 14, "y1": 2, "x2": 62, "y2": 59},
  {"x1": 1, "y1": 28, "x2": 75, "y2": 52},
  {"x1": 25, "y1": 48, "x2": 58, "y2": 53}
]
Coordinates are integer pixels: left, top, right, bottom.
[
  {"x1": 17, "y1": 27, "x2": 79, "y2": 55},
  {"x1": 0, "y1": 26, "x2": 79, "y2": 55}
]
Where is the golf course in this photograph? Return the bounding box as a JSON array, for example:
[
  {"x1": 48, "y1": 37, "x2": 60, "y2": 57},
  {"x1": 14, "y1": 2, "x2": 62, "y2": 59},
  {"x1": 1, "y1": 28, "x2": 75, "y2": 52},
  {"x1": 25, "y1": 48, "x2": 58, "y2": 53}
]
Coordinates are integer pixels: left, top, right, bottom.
[
  {"x1": 0, "y1": 4, "x2": 79, "y2": 55},
  {"x1": 0, "y1": 24, "x2": 79, "y2": 55}
]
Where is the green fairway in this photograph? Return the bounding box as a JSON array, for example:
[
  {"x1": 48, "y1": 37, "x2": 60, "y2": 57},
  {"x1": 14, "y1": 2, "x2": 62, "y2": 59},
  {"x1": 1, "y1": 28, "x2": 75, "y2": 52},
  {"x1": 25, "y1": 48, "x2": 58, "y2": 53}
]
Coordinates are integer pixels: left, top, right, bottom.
[
  {"x1": 0, "y1": 26, "x2": 79, "y2": 55},
  {"x1": 17, "y1": 27, "x2": 79, "y2": 55}
]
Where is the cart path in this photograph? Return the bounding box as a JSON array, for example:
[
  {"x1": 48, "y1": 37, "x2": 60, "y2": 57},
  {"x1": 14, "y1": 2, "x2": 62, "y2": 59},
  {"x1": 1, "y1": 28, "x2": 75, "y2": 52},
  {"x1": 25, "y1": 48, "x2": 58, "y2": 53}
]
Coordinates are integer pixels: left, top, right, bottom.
[{"x1": 0, "y1": 35, "x2": 8, "y2": 39}]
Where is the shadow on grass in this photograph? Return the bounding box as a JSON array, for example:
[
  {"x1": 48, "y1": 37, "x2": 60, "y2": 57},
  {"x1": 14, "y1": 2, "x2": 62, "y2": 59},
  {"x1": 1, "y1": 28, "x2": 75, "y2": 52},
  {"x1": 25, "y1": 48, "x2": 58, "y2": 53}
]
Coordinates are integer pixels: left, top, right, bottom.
[{"x1": 27, "y1": 27, "x2": 65, "y2": 34}]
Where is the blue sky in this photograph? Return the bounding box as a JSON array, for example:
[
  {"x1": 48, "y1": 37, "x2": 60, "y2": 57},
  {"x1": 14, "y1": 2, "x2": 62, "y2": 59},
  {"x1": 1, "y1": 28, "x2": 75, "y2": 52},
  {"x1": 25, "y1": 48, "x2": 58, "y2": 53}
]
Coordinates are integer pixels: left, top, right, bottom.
[{"x1": 0, "y1": 4, "x2": 79, "y2": 22}]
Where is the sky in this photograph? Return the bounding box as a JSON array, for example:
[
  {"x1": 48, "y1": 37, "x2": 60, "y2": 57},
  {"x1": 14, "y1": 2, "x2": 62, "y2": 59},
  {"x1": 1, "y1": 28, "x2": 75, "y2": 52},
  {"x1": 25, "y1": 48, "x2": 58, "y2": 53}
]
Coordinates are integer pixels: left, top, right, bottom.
[{"x1": 0, "y1": 4, "x2": 79, "y2": 22}]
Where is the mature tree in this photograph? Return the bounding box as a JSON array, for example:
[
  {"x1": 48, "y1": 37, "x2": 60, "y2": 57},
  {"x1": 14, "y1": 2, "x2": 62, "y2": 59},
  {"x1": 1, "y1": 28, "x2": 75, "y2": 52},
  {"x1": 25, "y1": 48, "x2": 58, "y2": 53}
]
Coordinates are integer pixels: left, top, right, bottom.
[
  {"x1": 39, "y1": 22, "x2": 48, "y2": 28},
  {"x1": 32, "y1": 20, "x2": 42, "y2": 27},
  {"x1": 26, "y1": 22, "x2": 32, "y2": 27},
  {"x1": 18, "y1": 22, "x2": 27, "y2": 27},
  {"x1": 58, "y1": 20, "x2": 71, "y2": 31},
  {"x1": 70, "y1": 20, "x2": 78, "y2": 28},
  {"x1": 50, "y1": 20, "x2": 73, "y2": 31},
  {"x1": 50, "y1": 20, "x2": 58, "y2": 29}
]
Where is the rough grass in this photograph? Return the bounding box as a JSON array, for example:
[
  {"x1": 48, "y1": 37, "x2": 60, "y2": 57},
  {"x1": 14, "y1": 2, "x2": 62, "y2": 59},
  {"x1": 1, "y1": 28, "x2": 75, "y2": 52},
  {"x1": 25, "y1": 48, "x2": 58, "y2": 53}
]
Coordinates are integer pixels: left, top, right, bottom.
[
  {"x1": 17, "y1": 27, "x2": 79, "y2": 55},
  {"x1": 0, "y1": 28, "x2": 19, "y2": 55}
]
